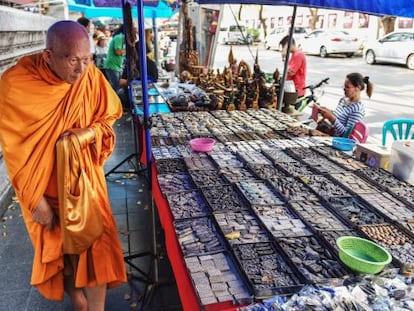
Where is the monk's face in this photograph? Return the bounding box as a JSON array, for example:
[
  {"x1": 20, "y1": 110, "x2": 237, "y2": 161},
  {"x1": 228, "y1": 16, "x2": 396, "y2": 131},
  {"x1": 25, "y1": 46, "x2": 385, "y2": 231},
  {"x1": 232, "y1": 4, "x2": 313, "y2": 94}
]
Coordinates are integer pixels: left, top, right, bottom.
[{"x1": 44, "y1": 39, "x2": 91, "y2": 84}]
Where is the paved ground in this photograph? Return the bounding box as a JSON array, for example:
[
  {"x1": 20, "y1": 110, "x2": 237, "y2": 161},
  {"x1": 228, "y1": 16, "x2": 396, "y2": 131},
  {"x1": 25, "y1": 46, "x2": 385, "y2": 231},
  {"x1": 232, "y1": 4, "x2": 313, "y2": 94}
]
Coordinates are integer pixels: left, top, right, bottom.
[{"x1": 0, "y1": 113, "x2": 183, "y2": 311}]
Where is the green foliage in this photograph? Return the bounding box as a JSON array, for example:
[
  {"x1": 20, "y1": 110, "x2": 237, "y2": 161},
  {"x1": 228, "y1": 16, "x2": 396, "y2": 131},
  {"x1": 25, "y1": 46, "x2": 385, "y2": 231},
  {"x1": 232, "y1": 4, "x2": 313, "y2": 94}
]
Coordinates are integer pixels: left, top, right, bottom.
[{"x1": 247, "y1": 28, "x2": 260, "y2": 40}]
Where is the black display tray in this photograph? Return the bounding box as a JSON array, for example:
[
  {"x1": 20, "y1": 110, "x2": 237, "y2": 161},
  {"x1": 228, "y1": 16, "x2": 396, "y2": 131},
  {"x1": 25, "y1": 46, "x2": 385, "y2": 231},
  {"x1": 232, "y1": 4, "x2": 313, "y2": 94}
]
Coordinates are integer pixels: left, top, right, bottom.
[
  {"x1": 261, "y1": 148, "x2": 298, "y2": 164},
  {"x1": 357, "y1": 192, "x2": 414, "y2": 237},
  {"x1": 231, "y1": 242, "x2": 305, "y2": 299},
  {"x1": 188, "y1": 169, "x2": 229, "y2": 188},
  {"x1": 311, "y1": 145, "x2": 368, "y2": 171},
  {"x1": 288, "y1": 199, "x2": 352, "y2": 232},
  {"x1": 355, "y1": 166, "x2": 414, "y2": 209},
  {"x1": 166, "y1": 190, "x2": 211, "y2": 220},
  {"x1": 285, "y1": 147, "x2": 347, "y2": 175},
  {"x1": 267, "y1": 175, "x2": 319, "y2": 202},
  {"x1": 200, "y1": 184, "x2": 251, "y2": 213},
  {"x1": 235, "y1": 150, "x2": 274, "y2": 167},
  {"x1": 235, "y1": 132, "x2": 263, "y2": 141},
  {"x1": 297, "y1": 174, "x2": 351, "y2": 199},
  {"x1": 327, "y1": 196, "x2": 388, "y2": 227},
  {"x1": 183, "y1": 155, "x2": 218, "y2": 171},
  {"x1": 155, "y1": 158, "x2": 187, "y2": 174},
  {"x1": 274, "y1": 159, "x2": 315, "y2": 179},
  {"x1": 151, "y1": 145, "x2": 183, "y2": 161},
  {"x1": 213, "y1": 209, "x2": 271, "y2": 246},
  {"x1": 209, "y1": 150, "x2": 245, "y2": 169},
  {"x1": 151, "y1": 135, "x2": 175, "y2": 147},
  {"x1": 358, "y1": 223, "x2": 414, "y2": 267},
  {"x1": 235, "y1": 180, "x2": 285, "y2": 206},
  {"x1": 156, "y1": 172, "x2": 197, "y2": 196},
  {"x1": 250, "y1": 204, "x2": 313, "y2": 239},
  {"x1": 327, "y1": 173, "x2": 379, "y2": 195},
  {"x1": 276, "y1": 235, "x2": 353, "y2": 284},
  {"x1": 173, "y1": 216, "x2": 226, "y2": 257},
  {"x1": 247, "y1": 163, "x2": 288, "y2": 180},
  {"x1": 218, "y1": 167, "x2": 261, "y2": 184},
  {"x1": 183, "y1": 251, "x2": 253, "y2": 309}
]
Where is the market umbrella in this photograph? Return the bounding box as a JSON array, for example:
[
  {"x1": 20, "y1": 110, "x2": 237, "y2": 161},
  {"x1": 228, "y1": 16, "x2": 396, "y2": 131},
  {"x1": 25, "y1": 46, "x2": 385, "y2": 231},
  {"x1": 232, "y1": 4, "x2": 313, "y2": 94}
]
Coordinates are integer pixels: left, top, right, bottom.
[
  {"x1": 67, "y1": 0, "x2": 179, "y2": 18},
  {"x1": 195, "y1": 0, "x2": 414, "y2": 18}
]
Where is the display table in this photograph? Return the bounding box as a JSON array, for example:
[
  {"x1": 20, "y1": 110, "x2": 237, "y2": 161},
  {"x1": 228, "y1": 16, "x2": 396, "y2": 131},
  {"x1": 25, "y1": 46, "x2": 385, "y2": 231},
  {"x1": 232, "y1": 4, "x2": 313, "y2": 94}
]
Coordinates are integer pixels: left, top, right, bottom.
[
  {"x1": 132, "y1": 82, "x2": 172, "y2": 115},
  {"x1": 139, "y1": 108, "x2": 414, "y2": 311},
  {"x1": 150, "y1": 163, "x2": 241, "y2": 311}
]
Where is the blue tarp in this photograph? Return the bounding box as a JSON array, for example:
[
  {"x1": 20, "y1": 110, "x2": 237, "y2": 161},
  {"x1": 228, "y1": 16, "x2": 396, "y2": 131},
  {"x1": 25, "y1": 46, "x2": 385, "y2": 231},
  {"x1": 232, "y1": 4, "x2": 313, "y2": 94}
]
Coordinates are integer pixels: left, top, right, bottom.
[{"x1": 195, "y1": 0, "x2": 414, "y2": 18}]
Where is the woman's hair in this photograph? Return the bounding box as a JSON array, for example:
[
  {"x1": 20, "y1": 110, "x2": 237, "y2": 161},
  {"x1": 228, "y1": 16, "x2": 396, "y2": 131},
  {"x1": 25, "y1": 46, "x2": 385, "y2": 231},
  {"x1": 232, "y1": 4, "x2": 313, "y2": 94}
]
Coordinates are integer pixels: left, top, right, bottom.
[
  {"x1": 346, "y1": 72, "x2": 374, "y2": 98},
  {"x1": 113, "y1": 24, "x2": 124, "y2": 35}
]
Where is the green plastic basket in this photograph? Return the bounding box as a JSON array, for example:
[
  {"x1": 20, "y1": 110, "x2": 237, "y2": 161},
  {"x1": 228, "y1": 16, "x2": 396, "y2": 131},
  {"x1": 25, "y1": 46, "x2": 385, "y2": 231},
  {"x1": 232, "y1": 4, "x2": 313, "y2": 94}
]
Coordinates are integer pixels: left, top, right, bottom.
[{"x1": 336, "y1": 236, "x2": 392, "y2": 274}]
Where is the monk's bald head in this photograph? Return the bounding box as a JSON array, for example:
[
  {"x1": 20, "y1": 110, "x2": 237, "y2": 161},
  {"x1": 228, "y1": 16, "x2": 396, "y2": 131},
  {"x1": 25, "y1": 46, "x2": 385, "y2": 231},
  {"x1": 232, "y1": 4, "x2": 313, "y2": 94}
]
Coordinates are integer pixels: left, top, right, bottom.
[
  {"x1": 46, "y1": 20, "x2": 89, "y2": 52},
  {"x1": 43, "y1": 20, "x2": 92, "y2": 84}
]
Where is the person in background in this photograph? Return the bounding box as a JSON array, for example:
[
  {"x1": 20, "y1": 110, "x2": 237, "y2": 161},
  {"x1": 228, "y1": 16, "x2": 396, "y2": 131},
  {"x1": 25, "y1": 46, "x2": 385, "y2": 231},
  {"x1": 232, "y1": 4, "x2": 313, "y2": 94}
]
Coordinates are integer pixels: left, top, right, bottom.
[
  {"x1": 104, "y1": 27, "x2": 113, "y2": 42},
  {"x1": 0, "y1": 20, "x2": 126, "y2": 311},
  {"x1": 103, "y1": 24, "x2": 126, "y2": 91},
  {"x1": 77, "y1": 16, "x2": 96, "y2": 57},
  {"x1": 279, "y1": 35, "x2": 307, "y2": 103},
  {"x1": 315, "y1": 72, "x2": 374, "y2": 136},
  {"x1": 95, "y1": 34, "x2": 108, "y2": 73},
  {"x1": 118, "y1": 26, "x2": 159, "y2": 111},
  {"x1": 145, "y1": 28, "x2": 155, "y2": 62}
]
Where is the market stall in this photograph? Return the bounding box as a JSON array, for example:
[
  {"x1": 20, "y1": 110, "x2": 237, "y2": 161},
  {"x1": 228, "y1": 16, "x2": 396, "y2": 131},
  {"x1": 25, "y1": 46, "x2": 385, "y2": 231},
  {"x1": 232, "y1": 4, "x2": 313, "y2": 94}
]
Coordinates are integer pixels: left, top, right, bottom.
[
  {"x1": 140, "y1": 107, "x2": 414, "y2": 310},
  {"x1": 69, "y1": 1, "x2": 414, "y2": 309}
]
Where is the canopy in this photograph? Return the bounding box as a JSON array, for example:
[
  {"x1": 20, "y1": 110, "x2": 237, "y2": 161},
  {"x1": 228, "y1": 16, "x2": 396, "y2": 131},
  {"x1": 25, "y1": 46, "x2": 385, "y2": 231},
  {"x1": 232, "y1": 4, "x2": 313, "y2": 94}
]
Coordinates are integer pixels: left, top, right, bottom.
[
  {"x1": 195, "y1": 0, "x2": 414, "y2": 18},
  {"x1": 67, "y1": 0, "x2": 179, "y2": 18}
]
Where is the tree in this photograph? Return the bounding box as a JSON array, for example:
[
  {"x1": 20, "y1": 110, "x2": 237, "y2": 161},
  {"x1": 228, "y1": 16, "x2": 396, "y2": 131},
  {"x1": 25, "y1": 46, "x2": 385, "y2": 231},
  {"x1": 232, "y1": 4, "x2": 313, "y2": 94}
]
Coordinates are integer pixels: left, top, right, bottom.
[
  {"x1": 380, "y1": 15, "x2": 396, "y2": 35},
  {"x1": 309, "y1": 8, "x2": 318, "y2": 30},
  {"x1": 238, "y1": 4, "x2": 243, "y2": 20},
  {"x1": 258, "y1": 5, "x2": 267, "y2": 38}
]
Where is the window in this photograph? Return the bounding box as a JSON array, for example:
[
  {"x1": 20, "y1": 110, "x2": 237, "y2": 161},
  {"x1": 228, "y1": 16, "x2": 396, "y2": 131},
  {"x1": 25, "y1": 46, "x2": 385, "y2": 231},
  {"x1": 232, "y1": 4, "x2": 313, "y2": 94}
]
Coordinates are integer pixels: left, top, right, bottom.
[
  {"x1": 398, "y1": 18, "x2": 414, "y2": 29},
  {"x1": 343, "y1": 12, "x2": 353, "y2": 29},
  {"x1": 358, "y1": 13, "x2": 369, "y2": 28}
]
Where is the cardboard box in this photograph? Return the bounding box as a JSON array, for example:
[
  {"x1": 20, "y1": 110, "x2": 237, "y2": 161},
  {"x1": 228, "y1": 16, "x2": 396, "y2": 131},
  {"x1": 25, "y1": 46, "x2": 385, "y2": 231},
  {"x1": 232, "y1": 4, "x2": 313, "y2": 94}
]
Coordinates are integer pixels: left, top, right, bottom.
[
  {"x1": 389, "y1": 140, "x2": 414, "y2": 184},
  {"x1": 354, "y1": 143, "x2": 391, "y2": 169}
]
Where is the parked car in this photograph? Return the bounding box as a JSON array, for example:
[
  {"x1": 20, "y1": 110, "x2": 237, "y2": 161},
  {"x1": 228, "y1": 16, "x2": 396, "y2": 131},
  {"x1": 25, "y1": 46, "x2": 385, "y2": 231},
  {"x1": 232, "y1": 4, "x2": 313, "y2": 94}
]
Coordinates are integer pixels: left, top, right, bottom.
[
  {"x1": 300, "y1": 30, "x2": 360, "y2": 57},
  {"x1": 363, "y1": 31, "x2": 414, "y2": 70},
  {"x1": 264, "y1": 26, "x2": 307, "y2": 50},
  {"x1": 221, "y1": 24, "x2": 252, "y2": 45}
]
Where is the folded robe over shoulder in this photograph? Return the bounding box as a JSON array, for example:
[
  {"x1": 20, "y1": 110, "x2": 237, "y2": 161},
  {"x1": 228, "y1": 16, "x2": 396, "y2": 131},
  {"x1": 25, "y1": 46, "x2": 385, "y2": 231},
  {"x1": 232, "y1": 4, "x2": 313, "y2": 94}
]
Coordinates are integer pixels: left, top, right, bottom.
[{"x1": 0, "y1": 54, "x2": 126, "y2": 300}]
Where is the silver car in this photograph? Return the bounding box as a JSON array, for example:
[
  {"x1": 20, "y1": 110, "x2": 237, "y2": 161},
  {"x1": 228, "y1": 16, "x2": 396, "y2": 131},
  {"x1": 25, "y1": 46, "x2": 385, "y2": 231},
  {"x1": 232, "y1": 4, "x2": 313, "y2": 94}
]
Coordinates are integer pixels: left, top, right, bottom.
[{"x1": 363, "y1": 31, "x2": 414, "y2": 70}]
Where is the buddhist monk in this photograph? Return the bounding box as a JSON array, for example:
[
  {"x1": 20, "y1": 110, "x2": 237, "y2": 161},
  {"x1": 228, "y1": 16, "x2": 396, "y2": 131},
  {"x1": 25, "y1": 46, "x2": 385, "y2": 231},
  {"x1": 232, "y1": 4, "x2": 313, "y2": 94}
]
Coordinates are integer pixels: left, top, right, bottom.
[{"x1": 0, "y1": 20, "x2": 126, "y2": 311}]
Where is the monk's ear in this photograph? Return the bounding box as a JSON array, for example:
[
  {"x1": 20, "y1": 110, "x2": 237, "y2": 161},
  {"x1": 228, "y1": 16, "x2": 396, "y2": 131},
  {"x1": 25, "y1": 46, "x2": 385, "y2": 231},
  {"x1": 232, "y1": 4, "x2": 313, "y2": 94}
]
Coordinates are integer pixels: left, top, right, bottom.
[{"x1": 42, "y1": 49, "x2": 52, "y2": 64}]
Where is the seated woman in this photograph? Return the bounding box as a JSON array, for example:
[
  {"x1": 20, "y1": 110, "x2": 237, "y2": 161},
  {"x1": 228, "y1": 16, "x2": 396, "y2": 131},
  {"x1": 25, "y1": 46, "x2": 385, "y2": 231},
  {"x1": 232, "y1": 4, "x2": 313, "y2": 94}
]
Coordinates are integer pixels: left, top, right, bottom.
[{"x1": 315, "y1": 72, "x2": 373, "y2": 136}]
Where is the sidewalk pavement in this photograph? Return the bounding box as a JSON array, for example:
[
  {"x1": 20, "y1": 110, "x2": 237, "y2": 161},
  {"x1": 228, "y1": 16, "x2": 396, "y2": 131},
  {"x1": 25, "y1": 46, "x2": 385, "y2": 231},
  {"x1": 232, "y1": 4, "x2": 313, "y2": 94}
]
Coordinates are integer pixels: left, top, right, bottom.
[{"x1": 0, "y1": 113, "x2": 182, "y2": 311}]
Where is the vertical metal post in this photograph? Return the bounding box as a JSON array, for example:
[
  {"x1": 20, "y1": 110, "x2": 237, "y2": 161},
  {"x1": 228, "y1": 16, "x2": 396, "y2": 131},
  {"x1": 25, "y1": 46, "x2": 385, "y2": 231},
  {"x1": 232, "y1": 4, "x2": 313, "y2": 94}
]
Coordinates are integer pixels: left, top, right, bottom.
[{"x1": 277, "y1": 5, "x2": 297, "y2": 111}]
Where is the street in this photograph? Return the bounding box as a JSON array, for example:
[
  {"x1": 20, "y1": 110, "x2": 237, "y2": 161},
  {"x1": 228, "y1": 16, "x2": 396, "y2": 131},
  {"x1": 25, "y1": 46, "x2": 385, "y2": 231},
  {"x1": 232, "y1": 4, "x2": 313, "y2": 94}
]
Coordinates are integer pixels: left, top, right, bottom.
[{"x1": 212, "y1": 43, "x2": 414, "y2": 144}]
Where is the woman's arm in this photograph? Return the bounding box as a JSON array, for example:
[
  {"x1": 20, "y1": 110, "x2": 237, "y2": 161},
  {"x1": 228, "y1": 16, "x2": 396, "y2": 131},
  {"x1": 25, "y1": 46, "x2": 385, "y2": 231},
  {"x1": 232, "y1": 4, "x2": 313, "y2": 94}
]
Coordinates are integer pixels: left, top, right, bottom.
[
  {"x1": 317, "y1": 101, "x2": 364, "y2": 136},
  {"x1": 332, "y1": 109, "x2": 364, "y2": 136}
]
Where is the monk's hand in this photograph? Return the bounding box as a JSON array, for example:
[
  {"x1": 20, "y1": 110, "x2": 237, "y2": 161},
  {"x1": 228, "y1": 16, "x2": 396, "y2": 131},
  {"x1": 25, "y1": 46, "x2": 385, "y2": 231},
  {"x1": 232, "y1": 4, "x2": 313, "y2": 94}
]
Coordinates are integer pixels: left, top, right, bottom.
[{"x1": 32, "y1": 197, "x2": 54, "y2": 230}]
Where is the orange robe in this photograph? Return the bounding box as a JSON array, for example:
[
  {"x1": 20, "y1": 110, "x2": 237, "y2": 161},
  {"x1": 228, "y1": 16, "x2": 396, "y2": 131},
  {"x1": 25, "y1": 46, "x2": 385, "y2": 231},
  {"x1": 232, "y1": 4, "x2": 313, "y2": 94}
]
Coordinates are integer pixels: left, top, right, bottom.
[{"x1": 0, "y1": 54, "x2": 127, "y2": 300}]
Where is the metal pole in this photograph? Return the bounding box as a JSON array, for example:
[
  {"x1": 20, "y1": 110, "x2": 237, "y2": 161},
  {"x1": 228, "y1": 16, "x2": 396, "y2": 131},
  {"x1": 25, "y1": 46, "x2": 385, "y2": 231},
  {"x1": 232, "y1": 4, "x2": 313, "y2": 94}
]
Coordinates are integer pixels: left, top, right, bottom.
[
  {"x1": 277, "y1": 5, "x2": 297, "y2": 111},
  {"x1": 136, "y1": 0, "x2": 153, "y2": 186}
]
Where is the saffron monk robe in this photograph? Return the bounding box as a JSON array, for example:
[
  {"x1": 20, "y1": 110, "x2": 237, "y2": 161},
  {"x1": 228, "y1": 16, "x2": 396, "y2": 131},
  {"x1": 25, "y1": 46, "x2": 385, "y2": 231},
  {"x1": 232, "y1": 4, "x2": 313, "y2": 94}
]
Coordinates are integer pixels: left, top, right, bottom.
[{"x1": 0, "y1": 20, "x2": 127, "y2": 310}]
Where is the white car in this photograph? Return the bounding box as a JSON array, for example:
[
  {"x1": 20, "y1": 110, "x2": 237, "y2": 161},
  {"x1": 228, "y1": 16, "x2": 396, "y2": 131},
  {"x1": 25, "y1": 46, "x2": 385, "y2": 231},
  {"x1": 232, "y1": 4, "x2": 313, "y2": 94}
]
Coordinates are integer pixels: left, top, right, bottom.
[
  {"x1": 264, "y1": 26, "x2": 307, "y2": 50},
  {"x1": 221, "y1": 25, "x2": 252, "y2": 45},
  {"x1": 300, "y1": 30, "x2": 360, "y2": 57},
  {"x1": 363, "y1": 31, "x2": 414, "y2": 70}
]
